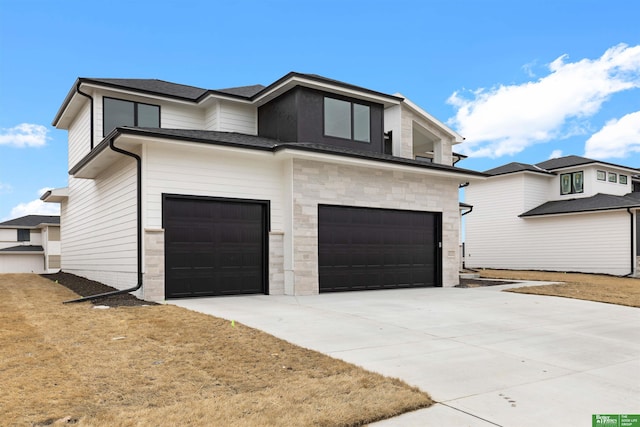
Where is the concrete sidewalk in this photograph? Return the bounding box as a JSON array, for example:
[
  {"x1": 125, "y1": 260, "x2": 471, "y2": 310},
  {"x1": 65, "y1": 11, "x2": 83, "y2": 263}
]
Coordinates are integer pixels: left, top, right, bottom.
[{"x1": 172, "y1": 283, "x2": 640, "y2": 426}]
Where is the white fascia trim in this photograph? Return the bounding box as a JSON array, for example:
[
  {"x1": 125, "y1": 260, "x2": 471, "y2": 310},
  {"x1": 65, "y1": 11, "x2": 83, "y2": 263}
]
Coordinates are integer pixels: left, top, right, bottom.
[
  {"x1": 41, "y1": 187, "x2": 69, "y2": 203},
  {"x1": 398, "y1": 94, "x2": 464, "y2": 143},
  {"x1": 126, "y1": 134, "x2": 274, "y2": 158},
  {"x1": 253, "y1": 76, "x2": 402, "y2": 107},
  {"x1": 274, "y1": 147, "x2": 484, "y2": 181}
]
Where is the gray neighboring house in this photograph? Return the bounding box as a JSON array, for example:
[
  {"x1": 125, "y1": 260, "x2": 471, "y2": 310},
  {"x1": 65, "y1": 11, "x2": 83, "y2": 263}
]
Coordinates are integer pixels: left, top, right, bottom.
[
  {"x1": 44, "y1": 72, "x2": 486, "y2": 301},
  {"x1": 0, "y1": 215, "x2": 61, "y2": 273},
  {"x1": 465, "y1": 155, "x2": 640, "y2": 276}
]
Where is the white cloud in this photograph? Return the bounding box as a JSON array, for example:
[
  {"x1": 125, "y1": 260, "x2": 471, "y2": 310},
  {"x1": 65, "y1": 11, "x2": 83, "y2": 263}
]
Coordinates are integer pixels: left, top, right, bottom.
[
  {"x1": 584, "y1": 111, "x2": 640, "y2": 158},
  {"x1": 8, "y1": 187, "x2": 60, "y2": 218},
  {"x1": 549, "y1": 149, "x2": 563, "y2": 159},
  {"x1": 0, "y1": 123, "x2": 50, "y2": 148},
  {"x1": 448, "y1": 43, "x2": 640, "y2": 158},
  {"x1": 10, "y1": 199, "x2": 60, "y2": 218}
]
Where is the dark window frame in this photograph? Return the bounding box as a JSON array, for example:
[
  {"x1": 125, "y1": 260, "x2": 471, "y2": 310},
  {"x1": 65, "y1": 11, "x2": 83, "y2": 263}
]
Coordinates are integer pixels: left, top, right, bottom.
[
  {"x1": 608, "y1": 172, "x2": 617, "y2": 183},
  {"x1": 103, "y1": 96, "x2": 161, "y2": 136},
  {"x1": 17, "y1": 229, "x2": 30, "y2": 242},
  {"x1": 619, "y1": 175, "x2": 628, "y2": 185},
  {"x1": 323, "y1": 96, "x2": 371, "y2": 143},
  {"x1": 596, "y1": 170, "x2": 606, "y2": 181},
  {"x1": 560, "y1": 171, "x2": 584, "y2": 195}
]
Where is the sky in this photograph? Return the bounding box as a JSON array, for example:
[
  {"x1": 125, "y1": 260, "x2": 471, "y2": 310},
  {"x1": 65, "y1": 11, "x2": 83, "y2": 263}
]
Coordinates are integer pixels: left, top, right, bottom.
[{"x1": 1, "y1": 0, "x2": 639, "y2": 221}]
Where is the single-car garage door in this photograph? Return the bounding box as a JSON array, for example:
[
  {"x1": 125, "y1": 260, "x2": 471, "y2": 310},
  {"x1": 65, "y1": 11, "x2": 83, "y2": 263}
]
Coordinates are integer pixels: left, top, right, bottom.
[
  {"x1": 318, "y1": 205, "x2": 441, "y2": 292},
  {"x1": 164, "y1": 195, "x2": 268, "y2": 298}
]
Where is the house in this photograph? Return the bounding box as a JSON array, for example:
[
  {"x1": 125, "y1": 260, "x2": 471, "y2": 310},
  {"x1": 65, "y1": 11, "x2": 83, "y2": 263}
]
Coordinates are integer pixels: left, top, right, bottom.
[
  {"x1": 464, "y1": 155, "x2": 640, "y2": 276},
  {"x1": 44, "y1": 72, "x2": 485, "y2": 301},
  {"x1": 0, "y1": 215, "x2": 61, "y2": 273}
]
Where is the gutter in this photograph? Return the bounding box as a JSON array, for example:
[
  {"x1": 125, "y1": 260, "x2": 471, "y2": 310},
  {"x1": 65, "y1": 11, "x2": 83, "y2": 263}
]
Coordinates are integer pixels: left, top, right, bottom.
[
  {"x1": 75, "y1": 82, "x2": 95, "y2": 149},
  {"x1": 64, "y1": 137, "x2": 143, "y2": 303}
]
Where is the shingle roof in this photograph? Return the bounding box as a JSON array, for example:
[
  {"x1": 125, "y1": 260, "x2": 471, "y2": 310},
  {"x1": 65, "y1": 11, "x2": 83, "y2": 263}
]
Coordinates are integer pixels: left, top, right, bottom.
[
  {"x1": 0, "y1": 245, "x2": 44, "y2": 252},
  {"x1": 486, "y1": 155, "x2": 639, "y2": 177},
  {"x1": 520, "y1": 192, "x2": 640, "y2": 217},
  {"x1": 534, "y1": 155, "x2": 596, "y2": 170},
  {"x1": 215, "y1": 84, "x2": 266, "y2": 98},
  {"x1": 84, "y1": 78, "x2": 209, "y2": 101},
  {"x1": 0, "y1": 215, "x2": 60, "y2": 228},
  {"x1": 484, "y1": 162, "x2": 553, "y2": 176}
]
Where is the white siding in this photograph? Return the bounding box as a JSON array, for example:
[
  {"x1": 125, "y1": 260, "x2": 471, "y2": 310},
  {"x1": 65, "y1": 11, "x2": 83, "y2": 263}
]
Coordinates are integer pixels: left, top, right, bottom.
[
  {"x1": 217, "y1": 101, "x2": 257, "y2": 134},
  {"x1": 62, "y1": 156, "x2": 138, "y2": 289},
  {"x1": 204, "y1": 101, "x2": 219, "y2": 130},
  {"x1": 29, "y1": 230, "x2": 43, "y2": 245},
  {"x1": 68, "y1": 100, "x2": 92, "y2": 170},
  {"x1": 160, "y1": 102, "x2": 205, "y2": 129},
  {"x1": 0, "y1": 229, "x2": 17, "y2": 249},
  {"x1": 589, "y1": 165, "x2": 633, "y2": 196},
  {"x1": 143, "y1": 142, "x2": 284, "y2": 231},
  {"x1": 466, "y1": 174, "x2": 632, "y2": 275}
]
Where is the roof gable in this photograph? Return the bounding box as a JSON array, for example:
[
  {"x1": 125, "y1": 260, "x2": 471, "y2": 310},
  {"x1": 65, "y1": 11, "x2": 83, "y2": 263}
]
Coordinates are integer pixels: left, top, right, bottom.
[{"x1": 0, "y1": 215, "x2": 60, "y2": 228}]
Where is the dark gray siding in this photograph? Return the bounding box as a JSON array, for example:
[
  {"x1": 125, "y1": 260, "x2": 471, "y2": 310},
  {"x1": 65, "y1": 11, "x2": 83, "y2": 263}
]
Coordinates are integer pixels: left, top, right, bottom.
[{"x1": 258, "y1": 87, "x2": 384, "y2": 153}]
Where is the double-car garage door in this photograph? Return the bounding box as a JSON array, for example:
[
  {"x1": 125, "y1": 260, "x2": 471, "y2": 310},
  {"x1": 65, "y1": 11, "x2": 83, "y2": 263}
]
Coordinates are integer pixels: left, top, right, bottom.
[
  {"x1": 318, "y1": 205, "x2": 440, "y2": 291},
  {"x1": 164, "y1": 196, "x2": 440, "y2": 298}
]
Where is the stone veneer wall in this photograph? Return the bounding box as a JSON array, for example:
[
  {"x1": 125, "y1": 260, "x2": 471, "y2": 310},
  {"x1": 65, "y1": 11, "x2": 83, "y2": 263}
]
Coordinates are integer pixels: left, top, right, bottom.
[
  {"x1": 268, "y1": 232, "x2": 285, "y2": 294},
  {"x1": 290, "y1": 158, "x2": 461, "y2": 295},
  {"x1": 141, "y1": 229, "x2": 286, "y2": 301},
  {"x1": 143, "y1": 229, "x2": 165, "y2": 301}
]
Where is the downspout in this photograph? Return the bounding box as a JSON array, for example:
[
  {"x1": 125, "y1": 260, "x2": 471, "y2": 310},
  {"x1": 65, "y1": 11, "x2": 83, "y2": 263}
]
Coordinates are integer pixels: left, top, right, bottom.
[
  {"x1": 625, "y1": 208, "x2": 635, "y2": 277},
  {"x1": 461, "y1": 206, "x2": 473, "y2": 216},
  {"x1": 64, "y1": 136, "x2": 143, "y2": 303},
  {"x1": 75, "y1": 82, "x2": 94, "y2": 150}
]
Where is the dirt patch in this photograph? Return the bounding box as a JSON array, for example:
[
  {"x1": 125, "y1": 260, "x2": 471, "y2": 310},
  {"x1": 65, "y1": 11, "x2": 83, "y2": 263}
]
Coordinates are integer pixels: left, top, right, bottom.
[
  {"x1": 477, "y1": 269, "x2": 640, "y2": 307},
  {"x1": 456, "y1": 278, "x2": 516, "y2": 288},
  {"x1": 41, "y1": 272, "x2": 154, "y2": 307},
  {"x1": 1, "y1": 273, "x2": 432, "y2": 426}
]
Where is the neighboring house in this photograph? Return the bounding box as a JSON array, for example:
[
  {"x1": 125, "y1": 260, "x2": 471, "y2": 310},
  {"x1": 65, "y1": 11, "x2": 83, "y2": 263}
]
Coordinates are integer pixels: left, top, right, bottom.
[
  {"x1": 44, "y1": 72, "x2": 485, "y2": 301},
  {"x1": 0, "y1": 215, "x2": 61, "y2": 273},
  {"x1": 465, "y1": 155, "x2": 640, "y2": 276}
]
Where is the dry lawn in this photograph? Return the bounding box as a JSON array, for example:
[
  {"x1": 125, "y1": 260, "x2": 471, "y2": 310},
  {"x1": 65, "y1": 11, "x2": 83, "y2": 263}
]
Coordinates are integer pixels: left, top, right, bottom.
[
  {"x1": 477, "y1": 269, "x2": 640, "y2": 307},
  {"x1": 0, "y1": 274, "x2": 432, "y2": 427}
]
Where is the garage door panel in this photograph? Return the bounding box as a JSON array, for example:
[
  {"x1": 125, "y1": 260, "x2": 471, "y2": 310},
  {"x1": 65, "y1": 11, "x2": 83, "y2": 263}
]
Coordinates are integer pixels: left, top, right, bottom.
[
  {"x1": 164, "y1": 197, "x2": 266, "y2": 298},
  {"x1": 319, "y1": 205, "x2": 440, "y2": 292}
]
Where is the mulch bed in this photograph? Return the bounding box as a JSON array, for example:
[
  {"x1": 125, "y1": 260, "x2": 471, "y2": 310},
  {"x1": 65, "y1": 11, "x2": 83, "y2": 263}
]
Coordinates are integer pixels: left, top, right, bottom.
[{"x1": 41, "y1": 272, "x2": 154, "y2": 307}]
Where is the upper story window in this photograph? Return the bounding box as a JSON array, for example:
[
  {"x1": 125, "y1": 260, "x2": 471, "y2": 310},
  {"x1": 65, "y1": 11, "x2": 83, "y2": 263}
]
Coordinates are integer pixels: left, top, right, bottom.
[
  {"x1": 103, "y1": 97, "x2": 160, "y2": 136},
  {"x1": 17, "y1": 229, "x2": 30, "y2": 242},
  {"x1": 324, "y1": 97, "x2": 370, "y2": 143},
  {"x1": 560, "y1": 171, "x2": 583, "y2": 195}
]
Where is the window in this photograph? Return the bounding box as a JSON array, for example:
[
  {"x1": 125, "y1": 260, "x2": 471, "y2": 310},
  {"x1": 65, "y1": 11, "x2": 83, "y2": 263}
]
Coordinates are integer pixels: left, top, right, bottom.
[
  {"x1": 324, "y1": 97, "x2": 370, "y2": 142},
  {"x1": 560, "y1": 171, "x2": 584, "y2": 195},
  {"x1": 608, "y1": 172, "x2": 617, "y2": 183},
  {"x1": 103, "y1": 97, "x2": 160, "y2": 136},
  {"x1": 620, "y1": 175, "x2": 628, "y2": 185},
  {"x1": 597, "y1": 170, "x2": 606, "y2": 181},
  {"x1": 17, "y1": 229, "x2": 30, "y2": 242}
]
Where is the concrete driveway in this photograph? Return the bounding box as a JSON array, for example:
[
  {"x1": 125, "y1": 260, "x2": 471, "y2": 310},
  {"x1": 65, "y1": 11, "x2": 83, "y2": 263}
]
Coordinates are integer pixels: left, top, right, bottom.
[{"x1": 172, "y1": 283, "x2": 640, "y2": 426}]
